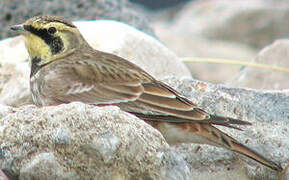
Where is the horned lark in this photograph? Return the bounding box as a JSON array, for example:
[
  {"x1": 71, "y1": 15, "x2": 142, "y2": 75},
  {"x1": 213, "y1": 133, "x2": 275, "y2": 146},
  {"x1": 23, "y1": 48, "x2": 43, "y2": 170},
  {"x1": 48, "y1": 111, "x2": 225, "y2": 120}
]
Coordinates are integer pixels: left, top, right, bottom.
[{"x1": 11, "y1": 15, "x2": 282, "y2": 171}]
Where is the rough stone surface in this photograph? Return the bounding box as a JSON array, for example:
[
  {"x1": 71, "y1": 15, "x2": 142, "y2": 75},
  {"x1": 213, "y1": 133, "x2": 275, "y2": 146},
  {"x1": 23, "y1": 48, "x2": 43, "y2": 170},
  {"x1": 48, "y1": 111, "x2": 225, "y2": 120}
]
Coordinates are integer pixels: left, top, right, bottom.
[
  {"x1": 0, "y1": 0, "x2": 155, "y2": 40},
  {"x1": 164, "y1": 77, "x2": 289, "y2": 123},
  {"x1": 0, "y1": 104, "x2": 13, "y2": 119},
  {"x1": 173, "y1": 0, "x2": 289, "y2": 49},
  {"x1": 0, "y1": 62, "x2": 32, "y2": 106},
  {"x1": 0, "y1": 103, "x2": 171, "y2": 179},
  {"x1": 163, "y1": 150, "x2": 191, "y2": 180},
  {"x1": 231, "y1": 39, "x2": 289, "y2": 90},
  {"x1": 0, "y1": 79, "x2": 288, "y2": 179},
  {"x1": 162, "y1": 77, "x2": 289, "y2": 179},
  {"x1": 0, "y1": 36, "x2": 28, "y2": 65},
  {"x1": 20, "y1": 152, "x2": 74, "y2": 180},
  {"x1": 154, "y1": 25, "x2": 257, "y2": 83},
  {"x1": 73, "y1": 20, "x2": 191, "y2": 79},
  {"x1": 152, "y1": 0, "x2": 289, "y2": 84}
]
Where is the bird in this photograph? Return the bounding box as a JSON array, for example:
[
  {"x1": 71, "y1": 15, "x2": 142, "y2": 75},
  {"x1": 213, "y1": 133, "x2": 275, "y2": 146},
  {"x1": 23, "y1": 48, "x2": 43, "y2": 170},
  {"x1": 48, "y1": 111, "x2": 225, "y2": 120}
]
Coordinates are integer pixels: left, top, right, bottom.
[{"x1": 11, "y1": 15, "x2": 282, "y2": 172}]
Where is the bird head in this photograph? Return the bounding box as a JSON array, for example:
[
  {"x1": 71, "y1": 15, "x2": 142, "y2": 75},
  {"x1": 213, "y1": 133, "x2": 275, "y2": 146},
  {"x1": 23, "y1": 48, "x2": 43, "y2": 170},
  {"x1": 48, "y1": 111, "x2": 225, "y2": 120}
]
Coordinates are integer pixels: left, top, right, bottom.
[{"x1": 11, "y1": 15, "x2": 86, "y2": 66}]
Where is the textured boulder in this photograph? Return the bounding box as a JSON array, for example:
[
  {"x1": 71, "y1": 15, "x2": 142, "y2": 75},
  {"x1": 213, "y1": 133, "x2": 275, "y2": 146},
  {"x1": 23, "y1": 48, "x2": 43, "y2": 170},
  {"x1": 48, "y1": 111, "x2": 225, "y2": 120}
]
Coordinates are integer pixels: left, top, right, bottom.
[
  {"x1": 0, "y1": 77, "x2": 288, "y2": 179},
  {"x1": 0, "y1": 0, "x2": 155, "y2": 39},
  {"x1": 0, "y1": 103, "x2": 176, "y2": 179},
  {"x1": 231, "y1": 39, "x2": 289, "y2": 90},
  {"x1": 0, "y1": 62, "x2": 32, "y2": 106},
  {"x1": 163, "y1": 77, "x2": 289, "y2": 179},
  {"x1": 173, "y1": 0, "x2": 289, "y2": 49}
]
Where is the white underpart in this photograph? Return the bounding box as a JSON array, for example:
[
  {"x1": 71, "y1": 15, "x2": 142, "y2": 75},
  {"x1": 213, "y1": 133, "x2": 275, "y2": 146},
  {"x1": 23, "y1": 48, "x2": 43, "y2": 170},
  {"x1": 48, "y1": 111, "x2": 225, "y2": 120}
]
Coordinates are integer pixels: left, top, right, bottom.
[
  {"x1": 66, "y1": 83, "x2": 94, "y2": 94},
  {"x1": 159, "y1": 123, "x2": 214, "y2": 146}
]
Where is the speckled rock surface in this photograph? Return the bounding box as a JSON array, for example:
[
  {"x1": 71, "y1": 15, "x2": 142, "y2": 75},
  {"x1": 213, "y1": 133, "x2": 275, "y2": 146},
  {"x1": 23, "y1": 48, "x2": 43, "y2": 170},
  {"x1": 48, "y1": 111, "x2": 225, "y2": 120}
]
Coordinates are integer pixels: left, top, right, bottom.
[
  {"x1": 0, "y1": 103, "x2": 173, "y2": 179},
  {"x1": 231, "y1": 39, "x2": 289, "y2": 90},
  {"x1": 0, "y1": 0, "x2": 155, "y2": 40},
  {"x1": 173, "y1": 0, "x2": 289, "y2": 49},
  {"x1": 0, "y1": 62, "x2": 32, "y2": 106},
  {"x1": 0, "y1": 89, "x2": 288, "y2": 179},
  {"x1": 162, "y1": 77, "x2": 289, "y2": 180},
  {"x1": 164, "y1": 77, "x2": 289, "y2": 123}
]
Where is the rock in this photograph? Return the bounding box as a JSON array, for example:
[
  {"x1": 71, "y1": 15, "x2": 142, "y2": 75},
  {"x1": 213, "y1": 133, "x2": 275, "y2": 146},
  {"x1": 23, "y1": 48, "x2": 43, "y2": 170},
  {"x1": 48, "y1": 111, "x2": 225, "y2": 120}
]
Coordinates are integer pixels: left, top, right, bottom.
[
  {"x1": 0, "y1": 0, "x2": 155, "y2": 39},
  {"x1": 20, "y1": 152, "x2": 74, "y2": 180},
  {"x1": 173, "y1": 0, "x2": 289, "y2": 49},
  {"x1": 0, "y1": 104, "x2": 13, "y2": 119},
  {"x1": 0, "y1": 103, "x2": 170, "y2": 179},
  {"x1": 0, "y1": 169, "x2": 10, "y2": 180},
  {"x1": 87, "y1": 132, "x2": 121, "y2": 164},
  {"x1": 0, "y1": 78, "x2": 288, "y2": 179},
  {"x1": 53, "y1": 128, "x2": 72, "y2": 145},
  {"x1": 164, "y1": 77, "x2": 289, "y2": 123},
  {"x1": 162, "y1": 150, "x2": 191, "y2": 180},
  {"x1": 0, "y1": 62, "x2": 32, "y2": 106},
  {"x1": 0, "y1": 36, "x2": 28, "y2": 65},
  {"x1": 73, "y1": 20, "x2": 191, "y2": 79},
  {"x1": 230, "y1": 39, "x2": 289, "y2": 90},
  {"x1": 154, "y1": 24, "x2": 257, "y2": 83},
  {"x1": 162, "y1": 77, "x2": 288, "y2": 179}
]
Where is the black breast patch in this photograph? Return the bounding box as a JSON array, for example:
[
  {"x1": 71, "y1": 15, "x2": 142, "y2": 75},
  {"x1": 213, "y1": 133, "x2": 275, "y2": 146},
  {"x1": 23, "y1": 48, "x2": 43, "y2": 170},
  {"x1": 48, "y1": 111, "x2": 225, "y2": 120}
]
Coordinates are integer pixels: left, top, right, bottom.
[
  {"x1": 30, "y1": 57, "x2": 43, "y2": 77},
  {"x1": 24, "y1": 25, "x2": 63, "y2": 55}
]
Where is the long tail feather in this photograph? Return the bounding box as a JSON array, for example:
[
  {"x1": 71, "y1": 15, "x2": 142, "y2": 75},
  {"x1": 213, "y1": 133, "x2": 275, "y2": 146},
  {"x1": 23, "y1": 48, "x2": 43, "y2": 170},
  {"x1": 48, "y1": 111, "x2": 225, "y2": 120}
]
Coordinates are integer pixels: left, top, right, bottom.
[{"x1": 204, "y1": 125, "x2": 283, "y2": 171}]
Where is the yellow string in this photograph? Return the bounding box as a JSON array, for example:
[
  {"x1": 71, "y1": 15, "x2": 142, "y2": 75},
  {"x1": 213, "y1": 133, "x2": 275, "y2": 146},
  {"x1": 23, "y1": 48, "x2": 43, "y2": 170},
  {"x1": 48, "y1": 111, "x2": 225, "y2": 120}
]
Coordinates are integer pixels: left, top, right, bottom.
[{"x1": 181, "y1": 57, "x2": 289, "y2": 73}]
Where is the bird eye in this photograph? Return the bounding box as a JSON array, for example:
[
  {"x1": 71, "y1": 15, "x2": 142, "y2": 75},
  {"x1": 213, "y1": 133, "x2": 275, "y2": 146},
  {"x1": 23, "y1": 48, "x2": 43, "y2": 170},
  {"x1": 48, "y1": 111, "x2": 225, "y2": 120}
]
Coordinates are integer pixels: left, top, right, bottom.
[{"x1": 48, "y1": 27, "x2": 56, "y2": 34}]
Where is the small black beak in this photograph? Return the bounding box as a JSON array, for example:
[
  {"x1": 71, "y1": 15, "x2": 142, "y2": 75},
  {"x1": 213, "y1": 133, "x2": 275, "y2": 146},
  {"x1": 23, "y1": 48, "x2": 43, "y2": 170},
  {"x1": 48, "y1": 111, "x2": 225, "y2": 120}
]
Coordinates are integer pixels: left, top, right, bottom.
[{"x1": 10, "y1": 24, "x2": 25, "y2": 31}]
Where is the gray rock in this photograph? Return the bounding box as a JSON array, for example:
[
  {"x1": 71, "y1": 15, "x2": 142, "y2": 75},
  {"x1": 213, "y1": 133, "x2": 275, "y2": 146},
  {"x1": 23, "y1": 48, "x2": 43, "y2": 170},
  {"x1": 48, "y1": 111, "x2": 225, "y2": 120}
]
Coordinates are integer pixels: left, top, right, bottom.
[
  {"x1": 162, "y1": 150, "x2": 191, "y2": 180},
  {"x1": 73, "y1": 20, "x2": 191, "y2": 79},
  {"x1": 20, "y1": 152, "x2": 74, "y2": 180},
  {"x1": 0, "y1": 104, "x2": 13, "y2": 118},
  {"x1": 164, "y1": 77, "x2": 289, "y2": 123},
  {"x1": 0, "y1": 0, "x2": 155, "y2": 39},
  {"x1": 0, "y1": 62, "x2": 32, "y2": 106},
  {"x1": 53, "y1": 128, "x2": 72, "y2": 145},
  {"x1": 85, "y1": 132, "x2": 121, "y2": 164},
  {"x1": 154, "y1": 26, "x2": 257, "y2": 83},
  {"x1": 162, "y1": 77, "x2": 288, "y2": 178},
  {"x1": 0, "y1": 103, "x2": 170, "y2": 179},
  {"x1": 231, "y1": 39, "x2": 289, "y2": 90},
  {"x1": 173, "y1": 0, "x2": 289, "y2": 49},
  {"x1": 0, "y1": 78, "x2": 288, "y2": 179}
]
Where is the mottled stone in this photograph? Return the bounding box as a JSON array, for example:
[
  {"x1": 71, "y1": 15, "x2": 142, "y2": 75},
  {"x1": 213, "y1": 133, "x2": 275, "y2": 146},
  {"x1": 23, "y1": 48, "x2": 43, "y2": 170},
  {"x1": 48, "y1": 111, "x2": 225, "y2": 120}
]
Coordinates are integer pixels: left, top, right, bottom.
[
  {"x1": 231, "y1": 39, "x2": 289, "y2": 90},
  {"x1": 173, "y1": 0, "x2": 289, "y2": 49},
  {"x1": 0, "y1": 104, "x2": 13, "y2": 118},
  {"x1": 53, "y1": 128, "x2": 72, "y2": 145},
  {"x1": 85, "y1": 132, "x2": 121, "y2": 164},
  {"x1": 20, "y1": 152, "x2": 74, "y2": 180},
  {"x1": 0, "y1": 0, "x2": 155, "y2": 40},
  {"x1": 0, "y1": 103, "x2": 170, "y2": 179},
  {"x1": 162, "y1": 77, "x2": 288, "y2": 179},
  {"x1": 162, "y1": 150, "x2": 191, "y2": 180},
  {"x1": 0, "y1": 62, "x2": 32, "y2": 106}
]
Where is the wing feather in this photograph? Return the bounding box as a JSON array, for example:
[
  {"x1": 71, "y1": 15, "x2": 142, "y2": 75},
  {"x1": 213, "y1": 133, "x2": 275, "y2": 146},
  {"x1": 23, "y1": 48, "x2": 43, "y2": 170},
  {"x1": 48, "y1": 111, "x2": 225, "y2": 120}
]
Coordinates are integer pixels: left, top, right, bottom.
[{"x1": 40, "y1": 57, "x2": 250, "y2": 128}]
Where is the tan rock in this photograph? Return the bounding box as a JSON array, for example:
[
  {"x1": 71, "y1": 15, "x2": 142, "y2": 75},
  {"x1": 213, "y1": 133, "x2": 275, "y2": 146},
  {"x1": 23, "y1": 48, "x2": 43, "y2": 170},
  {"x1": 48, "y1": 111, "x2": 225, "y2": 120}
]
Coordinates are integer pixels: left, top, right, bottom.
[
  {"x1": 0, "y1": 62, "x2": 32, "y2": 106},
  {"x1": 231, "y1": 39, "x2": 289, "y2": 90},
  {"x1": 74, "y1": 20, "x2": 191, "y2": 79},
  {"x1": 173, "y1": 0, "x2": 289, "y2": 49},
  {"x1": 0, "y1": 103, "x2": 171, "y2": 179}
]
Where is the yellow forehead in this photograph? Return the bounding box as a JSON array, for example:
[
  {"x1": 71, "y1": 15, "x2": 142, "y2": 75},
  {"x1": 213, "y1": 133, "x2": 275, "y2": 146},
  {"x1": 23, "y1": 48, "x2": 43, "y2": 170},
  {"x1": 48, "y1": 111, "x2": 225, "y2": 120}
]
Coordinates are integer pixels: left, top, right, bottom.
[
  {"x1": 25, "y1": 21, "x2": 70, "y2": 31},
  {"x1": 23, "y1": 15, "x2": 75, "y2": 31}
]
